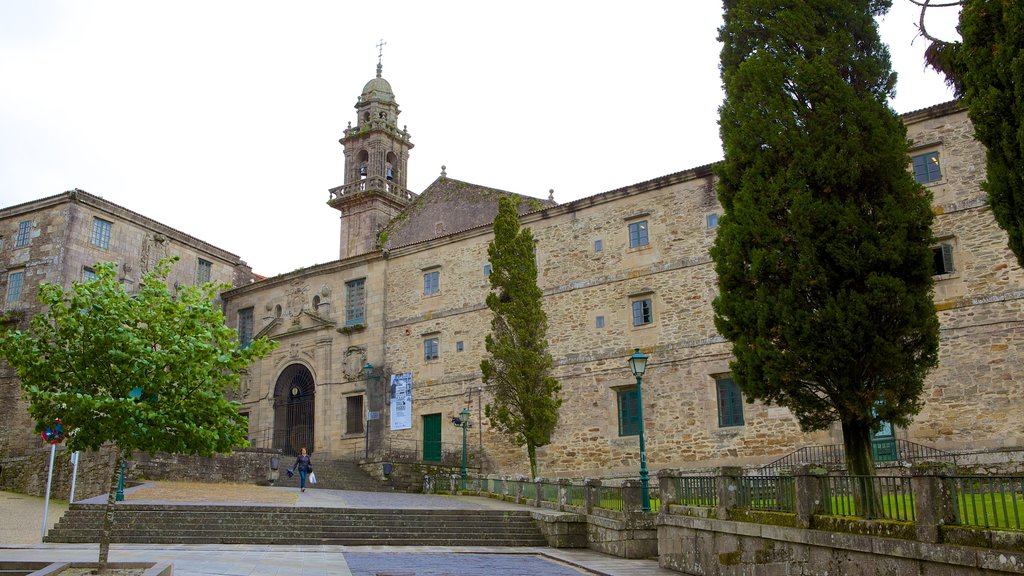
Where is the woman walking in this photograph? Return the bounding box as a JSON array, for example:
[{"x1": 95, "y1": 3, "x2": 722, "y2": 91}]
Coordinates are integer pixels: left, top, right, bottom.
[{"x1": 293, "y1": 447, "x2": 313, "y2": 492}]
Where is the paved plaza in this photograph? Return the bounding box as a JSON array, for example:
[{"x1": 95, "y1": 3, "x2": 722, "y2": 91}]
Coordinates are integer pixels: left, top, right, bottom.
[{"x1": 0, "y1": 486, "x2": 681, "y2": 575}]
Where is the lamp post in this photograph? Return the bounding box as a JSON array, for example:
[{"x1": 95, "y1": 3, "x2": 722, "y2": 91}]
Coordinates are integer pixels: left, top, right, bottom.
[
  {"x1": 451, "y1": 407, "x2": 471, "y2": 490},
  {"x1": 364, "y1": 363, "x2": 373, "y2": 460},
  {"x1": 628, "y1": 348, "x2": 651, "y2": 512}
]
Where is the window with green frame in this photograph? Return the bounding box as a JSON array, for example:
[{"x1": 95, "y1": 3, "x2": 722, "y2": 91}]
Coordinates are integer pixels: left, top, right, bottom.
[
  {"x1": 345, "y1": 278, "x2": 366, "y2": 325},
  {"x1": 716, "y1": 376, "x2": 744, "y2": 427},
  {"x1": 912, "y1": 151, "x2": 942, "y2": 184},
  {"x1": 617, "y1": 387, "x2": 640, "y2": 436}
]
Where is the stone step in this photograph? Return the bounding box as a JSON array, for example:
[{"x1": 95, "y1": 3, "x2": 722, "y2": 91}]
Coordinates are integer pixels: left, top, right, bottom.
[{"x1": 45, "y1": 505, "x2": 547, "y2": 547}]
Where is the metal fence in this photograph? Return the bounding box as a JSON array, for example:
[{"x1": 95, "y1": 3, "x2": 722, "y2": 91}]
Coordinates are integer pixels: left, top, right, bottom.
[
  {"x1": 594, "y1": 484, "x2": 624, "y2": 512},
  {"x1": 540, "y1": 482, "x2": 559, "y2": 504},
  {"x1": 673, "y1": 476, "x2": 717, "y2": 507},
  {"x1": 949, "y1": 476, "x2": 1024, "y2": 531},
  {"x1": 738, "y1": 476, "x2": 796, "y2": 513},
  {"x1": 821, "y1": 475, "x2": 915, "y2": 521},
  {"x1": 566, "y1": 484, "x2": 586, "y2": 508}
]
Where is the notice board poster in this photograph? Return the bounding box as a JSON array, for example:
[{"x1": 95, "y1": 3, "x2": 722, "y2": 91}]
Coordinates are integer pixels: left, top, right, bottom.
[{"x1": 390, "y1": 372, "x2": 413, "y2": 430}]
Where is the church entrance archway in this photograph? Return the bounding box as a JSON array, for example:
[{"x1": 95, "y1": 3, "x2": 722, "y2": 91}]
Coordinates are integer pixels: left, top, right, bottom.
[{"x1": 273, "y1": 364, "x2": 315, "y2": 455}]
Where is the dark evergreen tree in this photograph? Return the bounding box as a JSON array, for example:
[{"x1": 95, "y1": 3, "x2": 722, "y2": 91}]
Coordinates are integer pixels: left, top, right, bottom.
[
  {"x1": 929, "y1": 1, "x2": 1024, "y2": 269},
  {"x1": 712, "y1": 0, "x2": 940, "y2": 479},
  {"x1": 481, "y1": 196, "x2": 561, "y2": 479}
]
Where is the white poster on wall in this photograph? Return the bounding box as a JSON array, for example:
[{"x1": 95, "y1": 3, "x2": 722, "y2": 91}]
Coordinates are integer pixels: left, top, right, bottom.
[{"x1": 390, "y1": 372, "x2": 413, "y2": 430}]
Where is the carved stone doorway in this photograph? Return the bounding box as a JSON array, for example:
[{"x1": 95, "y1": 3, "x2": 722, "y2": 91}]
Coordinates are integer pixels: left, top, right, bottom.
[{"x1": 273, "y1": 364, "x2": 315, "y2": 455}]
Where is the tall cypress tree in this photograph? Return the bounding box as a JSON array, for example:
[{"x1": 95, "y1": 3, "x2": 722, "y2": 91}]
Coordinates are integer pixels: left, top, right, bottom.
[
  {"x1": 481, "y1": 196, "x2": 561, "y2": 479},
  {"x1": 712, "y1": 0, "x2": 940, "y2": 478},
  {"x1": 958, "y1": 2, "x2": 1024, "y2": 268},
  {"x1": 917, "y1": 0, "x2": 1024, "y2": 269}
]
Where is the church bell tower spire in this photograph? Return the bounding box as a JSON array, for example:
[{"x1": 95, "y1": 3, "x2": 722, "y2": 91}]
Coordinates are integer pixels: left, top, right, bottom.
[{"x1": 328, "y1": 43, "x2": 414, "y2": 259}]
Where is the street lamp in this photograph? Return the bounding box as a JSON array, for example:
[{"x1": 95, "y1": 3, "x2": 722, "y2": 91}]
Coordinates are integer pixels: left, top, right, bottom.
[
  {"x1": 451, "y1": 407, "x2": 472, "y2": 490},
  {"x1": 628, "y1": 348, "x2": 651, "y2": 512}
]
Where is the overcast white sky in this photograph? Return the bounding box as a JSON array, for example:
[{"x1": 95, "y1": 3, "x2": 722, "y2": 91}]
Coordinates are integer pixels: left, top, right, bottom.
[{"x1": 0, "y1": 2, "x2": 962, "y2": 277}]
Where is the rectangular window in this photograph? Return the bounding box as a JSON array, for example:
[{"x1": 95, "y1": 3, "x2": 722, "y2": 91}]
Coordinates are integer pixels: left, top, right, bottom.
[
  {"x1": 933, "y1": 244, "x2": 955, "y2": 275},
  {"x1": 423, "y1": 270, "x2": 440, "y2": 295},
  {"x1": 238, "y1": 307, "x2": 254, "y2": 347},
  {"x1": 82, "y1": 267, "x2": 97, "y2": 282},
  {"x1": 483, "y1": 264, "x2": 492, "y2": 278},
  {"x1": 628, "y1": 220, "x2": 649, "y2": 248},
  {"x1": 196, "y1": 258, "x2": 212, "y2": 285},
  {"x1": 424, "y1": 337, "x2": 439, "y2": 361},
  {"x1": 632, "y1": 298, "x2": 653, "y2": 326},
  {"x1": 706, "y1": 213, "x2": 719, "y2": 229},
  {"x1": 716, "y1": 376, "x2": 745, "y2": 427},
  {"x1": 15, "y1": 221, "x2": 31, "y2": 247},
  {"x1": 6, "y1": 271, "x2": 24, "y2": 303},
  {"x1": 912, "y1": 151, "x2": 942, "y2": 184},
  {"x1": 596, "y1": 315, "x2": 605, "y2": 329},
  {"x1": 617, "y1": 387, "x2": 640, "y2": 437},
  {"x1": 594, "y1": 239, "x2": 603, "y2": 252},
  {"x1": 346, "y1": 395, "x2": 364, "y2": 434},
  {"x1": 456, "y1": 341, "x2": 464, "y2": 352},
  {"x1": 345, "y1": 278, "x2": 366, "y2": 325},
  {"x1": 90, "y1": 217, "x2": 112, "y2": 249}
]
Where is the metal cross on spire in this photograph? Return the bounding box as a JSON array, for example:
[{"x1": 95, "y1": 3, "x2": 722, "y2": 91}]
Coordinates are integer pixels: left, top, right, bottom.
[{"x1": 376, "y1": 39, "x2": 387, "y2": 77}]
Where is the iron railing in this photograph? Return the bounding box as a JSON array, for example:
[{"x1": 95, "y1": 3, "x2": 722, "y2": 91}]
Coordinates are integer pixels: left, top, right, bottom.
[
  {"x1": 540, "y1": 482, "x2": 559, "y2": 504},
  {"x1": 738, "y1": 476, "x2": 796, "y2": 513},
  {"x1": 673, "y1": 476, "x2": 717, "y2": 507},
  {"x1": 949, "y1": 476, "x2": 1024, "y2": 531},
  {"x1": 594, "y1": 485, "x2": 624, "y2": 512},
  {"x1": 821, "y1": 475, "x2": 915, "y2": 521}
]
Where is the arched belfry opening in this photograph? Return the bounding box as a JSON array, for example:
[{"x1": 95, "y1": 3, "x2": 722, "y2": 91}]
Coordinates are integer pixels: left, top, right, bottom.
[{"x1": 273, "y1": 364, "x2": 315, "y2": 455}]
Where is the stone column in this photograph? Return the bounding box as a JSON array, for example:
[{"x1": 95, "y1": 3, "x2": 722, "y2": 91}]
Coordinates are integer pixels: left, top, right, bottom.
[
  {"x1": 585, "y1": 478, "x2": 602, "y2": 515},
  {"x1": 622, "y1": 479, "x2": 643, "y2": 516},
  {"x1": 793, "y1": 465, "x2": 827, "y2": 528},
  {"x1": 658, "y1": 469, "x2": 679, "y2": 513},
  {"x1": 716, "y1": 467, "x2": 744, "y2": 521},
  {"x1": 912, "y1": 463, "x2": 958, "y2": 544},
  {"x1": 558, "y1": 478, "x2": 571, "y2": 511}
]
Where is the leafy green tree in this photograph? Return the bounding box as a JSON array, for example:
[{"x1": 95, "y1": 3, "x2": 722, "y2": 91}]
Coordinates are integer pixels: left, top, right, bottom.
[
  {"x1": 916, "y1": 0, "x2": 1024, "y2": 268},
  {"x1": 713, "y1": 0, "x2": 940, "y2": 480},
  {"x1": 0, "y1": 259, "x2": 276, "y2": 566},
  {"x1": 481, "y1": 197, "x2": 561, "y2": 480}
]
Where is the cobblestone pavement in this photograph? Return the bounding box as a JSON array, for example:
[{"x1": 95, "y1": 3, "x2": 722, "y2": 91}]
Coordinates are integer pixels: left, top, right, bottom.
[{"x1": 0, "y1": 487, "x2": 683, "y2": 575}]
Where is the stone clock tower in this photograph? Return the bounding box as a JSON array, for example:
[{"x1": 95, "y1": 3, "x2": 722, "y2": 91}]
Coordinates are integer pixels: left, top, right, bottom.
[{"x1": 328, "y1": 60, "x2": 414, "y2": 258}]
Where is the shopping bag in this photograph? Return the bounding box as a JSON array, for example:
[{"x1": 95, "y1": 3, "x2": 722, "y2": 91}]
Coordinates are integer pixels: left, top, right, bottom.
[
  {"x1": 308, "y1": 472, "x2": 317, "y2": 485},
  {"x1": 286, "y1": 468, "x2": 294, "y2": 478}
]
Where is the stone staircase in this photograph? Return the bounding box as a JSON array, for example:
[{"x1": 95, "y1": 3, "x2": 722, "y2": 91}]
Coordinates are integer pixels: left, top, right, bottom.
[
  {"x1": 44, "y1": 504, "x2": 549, "y2": 547},
  {"x1": 272, "y1": 458, "x2": 393, "y2": 492}
]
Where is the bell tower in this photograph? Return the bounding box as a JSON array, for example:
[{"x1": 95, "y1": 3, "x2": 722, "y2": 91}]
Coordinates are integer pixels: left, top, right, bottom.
[{"x1": 328, "y1": 47, "x2": 414, "y2": 259}]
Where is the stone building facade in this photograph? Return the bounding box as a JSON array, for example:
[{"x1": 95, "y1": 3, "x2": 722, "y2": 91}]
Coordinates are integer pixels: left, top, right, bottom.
[
  {"x1": 220, "y1": 68, "x2": 1023, "y2": 480},
  {"x1": 0, "y1": 189, "x2": 254, "y2": 459}
]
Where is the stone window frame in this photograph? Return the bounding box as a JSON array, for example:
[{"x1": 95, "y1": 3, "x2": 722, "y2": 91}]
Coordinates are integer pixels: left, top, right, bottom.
[
  {"x1": 594, "y1": 239, "x2": 603, "y2": 252},
  {"x1": 6, "y1": 269, "x2": 24, "y2": 304},
  {"x1": 345, "y1": 278, "x2": 367, "y2": 326},
  {"x1": 423, "y1": 334, "x2": 440, "y2": 362},
  {"x1": 238, "y1": 307, "x2": 254, "y2": 348},
  {"x1": 932, "y1": 236, "x2": 958, "y2": 279},
  {"x1": 345, "y1": 394, "x2": 365, "y2": 435},
  {"x1": 596, "y1": 315, "x2": 605, "y2": 329},
  {"x1": 706, "y1": 212, "x2": 720, "y2": 230},
  {"x1": 90, "y1": 217, "x2": 112, "y2": 250},
  {"x1": 195, "y1": 258, "x2": 212, "y2": 285},
  {"x1": 629, "y1": 289, "x2": 655, "y2": 328},
  {"x1": 82, "y1": 266, "x2": 97, "y2": 282},
  {"x1": 15, "y1": 220, "x2": 31, "y2": 248},
  {"x1": 421, "y1": 265, "x2": 441, "y2": 297},
  {"x1": 715, "y1": 374, "x2": 745, "y2": 428},
  {"x1": 615, "y1": 385, "x2": 640, "y2": 437},
  {"x1": 628, "y1": 220, "x2": 649, "y2": 249}
]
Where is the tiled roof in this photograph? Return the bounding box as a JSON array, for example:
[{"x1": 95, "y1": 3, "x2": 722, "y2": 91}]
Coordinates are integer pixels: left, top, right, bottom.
[{"x1": 383, "y1": 176, "x2": 556, "y2": 249}]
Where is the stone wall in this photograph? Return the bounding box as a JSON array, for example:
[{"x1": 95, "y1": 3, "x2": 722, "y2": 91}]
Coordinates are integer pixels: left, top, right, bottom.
[{"x1": 0, "y1": 445, "x2": 117, "y2": 501}]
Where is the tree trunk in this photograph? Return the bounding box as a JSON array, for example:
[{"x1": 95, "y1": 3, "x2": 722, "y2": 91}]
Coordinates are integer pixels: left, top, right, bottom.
[
  {"x1": 527, "y1": 442, "x2": 538, "y2": 480},
  {"x1": 842, "y1": 420, "x2": 881, "y2": 518},
  {"x1": 98, "y1": 448, "x2": 124, "y2": 567}
]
